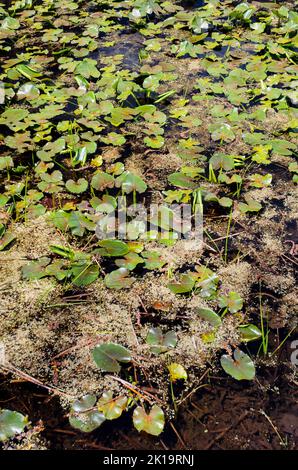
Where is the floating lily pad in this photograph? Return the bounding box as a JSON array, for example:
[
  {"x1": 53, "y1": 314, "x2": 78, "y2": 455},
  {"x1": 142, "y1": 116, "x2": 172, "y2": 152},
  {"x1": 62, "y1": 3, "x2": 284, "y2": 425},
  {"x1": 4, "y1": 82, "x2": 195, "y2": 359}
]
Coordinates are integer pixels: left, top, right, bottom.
[
  {"x1": 146, "y1": 327, "x2": 177, "y2": 354},
  {"x1": 97, "y1": 392, "x2": 127, "y2": 420},
  {"x1": 66, "y1": 178, "x2": 88, "y2": 194},
  {"x1": 221, "y1": 349, "x2": 255, "y2": 381},
  {"x1": 196, "y1": 307, "x2": 222, "y2": 327},
  {"x1": 98, "y1": 240, "x2": 129, "y2": 257},
  {"x1": 0, "y1": 409, "x2": 28, "y2": 442},
  {"x1": 168, "y1": 274, "x2": 195, "y2": 294},
  {"x1": 239, "y1": 324, "x2": 262, "y2": 342},
  {"x1": 115, "y1": 171, "x2": 147, "y2": 194},
  {"x1": 133, "y1": 405, "x2": 165, "y2": 436},
  {"x1": 104, "y1": 268, "x2": 134, "y2": 290},
  {"x1": 69, "y1": 395, "x2": 105, "y2": 433},
  {"x1": 218, "y1": 291, "x2": 243, "y2": 313},
  {"x1": 92, "y1": 343, "x2": 131, "y2": 373}
]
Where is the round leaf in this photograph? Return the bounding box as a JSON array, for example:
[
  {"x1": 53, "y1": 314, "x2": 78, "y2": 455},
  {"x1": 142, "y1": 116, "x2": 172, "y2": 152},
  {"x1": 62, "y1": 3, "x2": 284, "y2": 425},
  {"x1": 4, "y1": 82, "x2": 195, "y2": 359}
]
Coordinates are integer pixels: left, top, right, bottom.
[{"x1": 92, "y1": 343, "x2": 131, "y2": 373}]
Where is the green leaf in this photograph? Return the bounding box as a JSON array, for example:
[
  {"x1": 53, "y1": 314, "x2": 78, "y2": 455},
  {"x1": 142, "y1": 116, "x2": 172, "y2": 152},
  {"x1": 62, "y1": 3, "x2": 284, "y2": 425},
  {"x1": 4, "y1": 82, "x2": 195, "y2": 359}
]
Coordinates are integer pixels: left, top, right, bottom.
[
  {"x1": 1, "y1": 16, "x2": 20, "y2": 30},
  {"x1": 69, "y1": 395, "x2": 105, "y2": 433},
  {"x1": 146, "y1": 327, "x2": 177, "y2": 354},
  {"x1": 115, "y1": 252, "x2": 143, "y2": 271},
  {"x1": 218, "y1": 291, "x2": 243, "y2": 313},
  {"x1": 220, "y1": 349, "x2": 255, "y2": 381},
  {"x1": 168, "y1": 274, "x2": 195, "y2": 294},
  {"x1": 209, "y1": 123, "x2": 235, "y2": 143},
  {"x1": 115, "y1": 171, "x2": 147, "y2": 194},
  {"x1": 144, "y1": 135, "x2": 164, "y2": 149},
  {"x1": 0, "y1": 232, "x2": 16, "y2": 251},
  {"x1": 92, "y1": 343, "x2": 131, "y2": 373},
  {"x1": 194, "y1": 266, "x2": 219, "y2": 299},
  {"x1": 71, "y1": 262, "x2": 99, "y2": 287},
  {"x1": 196, "y1": 307, "x2": 221, "y2": 327},
  {"x1": 239, "y1": 324, "x2": 262, "y2": 342},
  {"x1": 209, "y1": 153, "x2": 234, "y2": 171},
  {"x1": 239, "y1": 195, "x2": 262, "y2": 213},
  {"x1": 142, "y1": 251, "x2": 165, "y2": 270},
  {"x1": 91, "y1": 172, "x2": 114, "y2": 191},
  {"x1": 104, "y1": 268, "x2": 134, "y2": 290},
  {"x1": 249, "y1": 173, "x2": 272, "y2": 188},
  {"x1": 97, "y1": 392, "x2": 127, "y2": 420},
  {"x1": 75, "y1": 59, "x2": 100, "y2": 78},
  {"x1": 133, "y1": 405, "x2": 165, "y2": 436},
  {"x1": 66, "y1": 178, "x2": 88, "y2": 194},
  {"x1": 0, "y1": 410, "x2": 28, "y2": 442},
  {"x1": 168, "y1": 172, "x2": 197, "y2": 189},
  {"x1": 98, "y1": 240, "x2": 129, "y2": 257},
  {"x1": 17, "y1": 83, "x2": 40, "y2": 101},
  {"x1": 22, "y1": 257, "x2": 51, "y2": 280}
]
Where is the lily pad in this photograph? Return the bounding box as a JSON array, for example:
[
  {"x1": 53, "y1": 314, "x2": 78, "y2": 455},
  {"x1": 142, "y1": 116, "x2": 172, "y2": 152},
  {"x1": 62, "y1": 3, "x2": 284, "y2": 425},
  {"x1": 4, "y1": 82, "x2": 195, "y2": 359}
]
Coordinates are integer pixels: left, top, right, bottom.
[
  {"x1": 0, "y1": 409, "x2": 28, "y2": 442},
  {"x1": 220, "y1": 349, "x2": 255, "y2": 381},
  {"x1": 133, "y1": 405, "x2": 165, "y2": 436},
  {"x1": 196, "y1": 307, "x2": 222, "y2": 327},
  {"x1": 239, "y1": 324, "x2": 262, "y2": 342},
  {"x1": 168, "y1": 274, "x2": 195, "y2": 294},
  {"x1": 218, "y1": 291, "x2": 243, "y2": 313},
  {"x1": 92, "y1": 343, "x2": 131, "y2": 373},
  {"x1": 97, "y1": 392, "x2": 127, "y2": 420},
  {"x1": 104, "y1": 268, "x2": 134, "y2": 290},
  {"x1": 66, "y1": 178, "x2": 88, "y2": 194},
  {"x1": 69, "y1": 395, "x2": 105, "y2": 433},
  {"x1": 146, "y1": 327, "x2": 177, "y2": 354},
  {"x1": 115, "y1": 171, "x2": 147, "y2": 194}
]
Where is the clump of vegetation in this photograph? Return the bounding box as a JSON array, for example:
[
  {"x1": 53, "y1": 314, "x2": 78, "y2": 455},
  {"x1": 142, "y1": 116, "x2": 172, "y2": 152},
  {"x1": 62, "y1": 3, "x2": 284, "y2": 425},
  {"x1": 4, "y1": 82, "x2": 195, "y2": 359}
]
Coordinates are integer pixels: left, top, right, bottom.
[{"x1": 0, "y1": 0, "x2": 297, "y2": 447}]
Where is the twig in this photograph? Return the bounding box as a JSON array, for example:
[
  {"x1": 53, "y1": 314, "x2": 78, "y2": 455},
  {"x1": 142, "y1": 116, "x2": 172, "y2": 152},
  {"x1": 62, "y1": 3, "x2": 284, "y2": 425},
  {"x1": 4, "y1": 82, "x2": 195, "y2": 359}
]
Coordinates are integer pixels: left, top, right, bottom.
[
  {"x1": 169, "y1": 422, "x2": 187, "y2": 449},
  {"x1": 1, "y1": 363, "x2": 75, "y2": 399},
  {"x1": 107, "y1": 375, "x2": 164, "y2": 405},
  {"x1": 259, "y1": 410, "x2": 287, "y2": 447}
]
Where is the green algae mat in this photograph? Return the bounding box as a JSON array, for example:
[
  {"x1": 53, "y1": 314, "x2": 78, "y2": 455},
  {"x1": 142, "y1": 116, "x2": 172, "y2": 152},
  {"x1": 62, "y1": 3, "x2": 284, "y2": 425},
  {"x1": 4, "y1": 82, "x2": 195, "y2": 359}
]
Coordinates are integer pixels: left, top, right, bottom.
[{"x1": 0, "y1": 0, "x2": 297, "y2": 447}]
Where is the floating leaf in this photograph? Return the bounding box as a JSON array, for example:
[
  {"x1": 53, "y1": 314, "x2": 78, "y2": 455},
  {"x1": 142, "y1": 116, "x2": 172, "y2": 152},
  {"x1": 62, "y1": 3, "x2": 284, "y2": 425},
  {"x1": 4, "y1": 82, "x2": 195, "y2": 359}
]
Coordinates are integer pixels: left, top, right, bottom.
[
  {"x1": 97, "y1": 392, "x2": 127, "y2": 420},
  {"x1": 168, "y1": 172, "x2": 197, "y2": 189},
  {"x1": 17, "y1": 83, "x2": 40, "y2": 101},
  {"x1": 196, "y1": 307, "x2": 221, "y2": 327},
  {"x1": 239, "y1": 195, "x2": 262, "y2": 214},
  {"x1": 22, "y1": 257, "x2": 51, "y2": 280},
  {"x1": 146, "y1": 327, "x2": 177, "y2": 354},
  {"x1": 168, "y1": 363, "x2": 187, "y2": 382},
  {"x1": 220, "y1": 349, "x2": 255, "y2": 381},
  {"x1": 69, "y1": 395, "x2": 105, "y2": 433},
  {"x1": 249, "y1": 174, "x2": 272, "y2": 188},
  {"x1": 142, "y1": 251, "x2": 165, "y2": 270},
  {"x1": 144, "y1": 135, "x2": 164, "y2": 149},
  {"x1": 239, "y1": 324, "x2": 262, "y2": 342},
  {"x1": 209, "y1": 153, "x2": 234, "y2": 171},
  {"x1": 115, "y1": 171, "x2": 147, "y2": 194},
  {"x1": 0, "y1": 410, "x2": 28, "y2": 442},
  {"x1": 115, "y1": 252, "x2": 143, "y2": 271},
  {"x1": 92, "y1": 343, "x2": 131, "y2": 373},
  {"x1": 168, "y1": 274, "x2": 195, "y2": 294},
  {"x1": 71, "y1": 262, "x2": 99, "y2": 287},
  {"x1": 194, "y1": 266, "x2": 219, "y2": 299},
  {"x1": 104, "y1": 268, "x2": 134, "y2": 290},
  {"x1": 133, "y1": 405, "x2": 165, "y2": 436},
  {"x1": 91, "y1": 172, "x2": 114, "y2": 191},
  {"x1": 98, "y1": 240, "x2": 129, "y2": 257},
  {"x1": 218, "y1": 291, "x2": 243, "y2": 313},
  {"x1": 66, "y1": 178, "x2": 88, "y2": 194}
]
